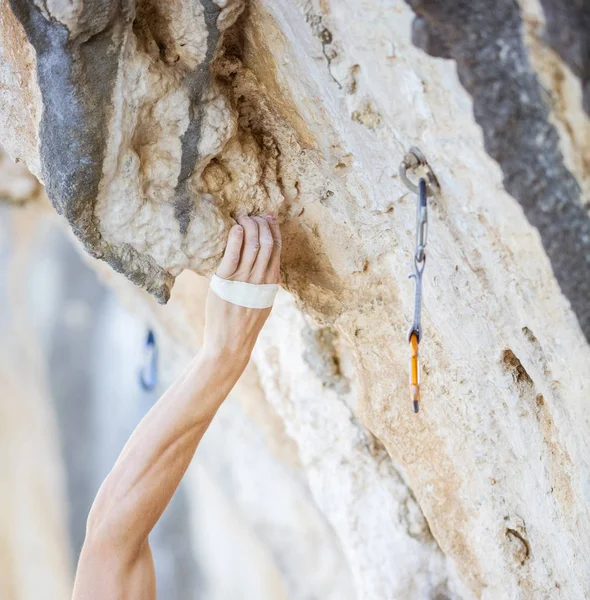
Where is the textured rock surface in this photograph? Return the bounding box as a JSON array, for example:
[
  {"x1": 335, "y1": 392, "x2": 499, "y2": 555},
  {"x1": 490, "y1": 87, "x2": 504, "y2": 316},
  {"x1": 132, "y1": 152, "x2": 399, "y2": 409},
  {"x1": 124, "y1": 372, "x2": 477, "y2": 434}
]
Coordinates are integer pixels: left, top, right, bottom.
[
  {"x1": 407, "y1": 0, "x2": 590, "y2": 349},
  {"x1": 1, "y1": 0, "x2": 590, "y2": 599},
  {"x1": 3, "y1": 0, "x2": 247, "y2": 301}
]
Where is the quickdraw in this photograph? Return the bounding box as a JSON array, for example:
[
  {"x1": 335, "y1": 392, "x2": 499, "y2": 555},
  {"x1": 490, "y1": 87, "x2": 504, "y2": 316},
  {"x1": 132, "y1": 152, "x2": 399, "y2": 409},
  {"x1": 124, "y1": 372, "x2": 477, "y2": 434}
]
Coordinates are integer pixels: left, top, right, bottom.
[
  {"x1": 399, "y1": 148, "x2": 439, "y2": 413},
  {"x1": 139, "y1": 329, "x2": 158, "y2": 391}
]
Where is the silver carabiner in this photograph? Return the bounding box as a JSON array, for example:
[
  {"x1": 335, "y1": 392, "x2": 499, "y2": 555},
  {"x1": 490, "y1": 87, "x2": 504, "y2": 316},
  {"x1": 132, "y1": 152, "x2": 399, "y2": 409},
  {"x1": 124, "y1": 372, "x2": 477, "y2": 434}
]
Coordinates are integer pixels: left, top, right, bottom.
[{"x1": 415, "y1": 179, "x2": 428, "y2": 263}]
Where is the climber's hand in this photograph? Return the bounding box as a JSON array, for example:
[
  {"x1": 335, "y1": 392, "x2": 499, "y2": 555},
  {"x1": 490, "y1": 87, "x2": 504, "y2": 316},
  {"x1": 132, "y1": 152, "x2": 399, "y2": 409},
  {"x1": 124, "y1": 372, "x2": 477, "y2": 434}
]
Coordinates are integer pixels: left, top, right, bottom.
[{"x1": 202, "y1": 214, "x2": 281, "y2": 365}]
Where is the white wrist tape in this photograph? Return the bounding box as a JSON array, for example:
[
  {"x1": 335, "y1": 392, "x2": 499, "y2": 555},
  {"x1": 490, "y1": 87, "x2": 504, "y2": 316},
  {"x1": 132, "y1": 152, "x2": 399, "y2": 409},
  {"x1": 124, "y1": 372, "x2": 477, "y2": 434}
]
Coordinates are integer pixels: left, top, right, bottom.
[{"x1": 210, "y1": 274, "x2": 278, "y2": 309}]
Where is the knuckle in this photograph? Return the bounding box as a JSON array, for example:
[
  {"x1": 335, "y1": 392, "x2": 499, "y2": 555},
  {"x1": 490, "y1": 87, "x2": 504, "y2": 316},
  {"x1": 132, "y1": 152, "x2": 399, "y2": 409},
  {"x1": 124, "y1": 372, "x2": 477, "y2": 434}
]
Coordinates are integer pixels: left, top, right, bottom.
[{"x1": 253, "y1": 217, "x2": 269, "y2": 230}]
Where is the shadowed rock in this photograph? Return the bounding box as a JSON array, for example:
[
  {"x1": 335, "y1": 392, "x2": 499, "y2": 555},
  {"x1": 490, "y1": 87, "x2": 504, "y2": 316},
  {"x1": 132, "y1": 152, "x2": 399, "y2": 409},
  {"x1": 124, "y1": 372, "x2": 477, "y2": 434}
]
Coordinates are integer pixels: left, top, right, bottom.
[{"x1": 8, "y1": 0, "x2": 244, "y2": 302}]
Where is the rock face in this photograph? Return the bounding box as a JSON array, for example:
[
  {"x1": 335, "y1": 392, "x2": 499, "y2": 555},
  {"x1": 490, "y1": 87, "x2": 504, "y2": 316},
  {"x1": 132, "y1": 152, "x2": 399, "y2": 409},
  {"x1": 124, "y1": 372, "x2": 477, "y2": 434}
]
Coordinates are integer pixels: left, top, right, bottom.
[
  {"x1": 408, "y1": 0, "x2": 590, "y2": 348},
  {"x1": 3, "y1": 0, "x2": 248, "y2": 301},
  {"x1": 1, "y1": 1, "x2": 590, "y2": 599}
]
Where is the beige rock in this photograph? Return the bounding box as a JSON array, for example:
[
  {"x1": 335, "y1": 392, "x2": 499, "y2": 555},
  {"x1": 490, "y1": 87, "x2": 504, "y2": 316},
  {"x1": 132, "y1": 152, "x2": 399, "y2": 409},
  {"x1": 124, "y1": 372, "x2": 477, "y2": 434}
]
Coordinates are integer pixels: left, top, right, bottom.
[{"x1": 1, "y1": 0, "x2": 589, "y2": 598}]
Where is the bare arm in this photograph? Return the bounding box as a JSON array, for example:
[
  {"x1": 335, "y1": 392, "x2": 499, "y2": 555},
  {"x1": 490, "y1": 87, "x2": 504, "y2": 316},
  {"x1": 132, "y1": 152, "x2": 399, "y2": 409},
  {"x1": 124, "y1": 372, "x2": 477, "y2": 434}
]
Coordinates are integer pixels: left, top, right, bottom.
[{"x1": 72, "y1": 214, "x2": 281, "y2": 600}]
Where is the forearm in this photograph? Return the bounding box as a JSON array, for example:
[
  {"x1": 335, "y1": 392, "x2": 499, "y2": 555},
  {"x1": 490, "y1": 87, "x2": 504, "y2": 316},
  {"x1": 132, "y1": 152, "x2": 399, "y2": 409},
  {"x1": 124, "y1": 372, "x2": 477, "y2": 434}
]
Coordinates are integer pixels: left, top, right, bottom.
[
  {"x1": 74, "y1": 215, "x2": 280, "y2": 599},
  {"x1": 85, "y1": 349, "x2": 246, "y2": 554}
]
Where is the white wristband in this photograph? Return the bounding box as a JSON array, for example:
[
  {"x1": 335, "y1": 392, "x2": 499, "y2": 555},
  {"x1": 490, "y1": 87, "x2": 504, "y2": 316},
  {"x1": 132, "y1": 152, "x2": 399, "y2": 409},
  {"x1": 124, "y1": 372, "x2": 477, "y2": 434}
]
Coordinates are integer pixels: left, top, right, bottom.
[{"x1": 210, "y1": 274, "x2": 278, "y2": 309}]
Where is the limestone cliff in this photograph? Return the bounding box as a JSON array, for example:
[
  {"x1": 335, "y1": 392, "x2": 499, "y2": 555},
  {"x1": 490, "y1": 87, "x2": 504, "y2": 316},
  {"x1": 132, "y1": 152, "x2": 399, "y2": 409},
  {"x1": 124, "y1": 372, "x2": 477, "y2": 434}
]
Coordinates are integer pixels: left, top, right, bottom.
[{"x1": 1, "y1": 1, "x2": 589, "y2": 598}]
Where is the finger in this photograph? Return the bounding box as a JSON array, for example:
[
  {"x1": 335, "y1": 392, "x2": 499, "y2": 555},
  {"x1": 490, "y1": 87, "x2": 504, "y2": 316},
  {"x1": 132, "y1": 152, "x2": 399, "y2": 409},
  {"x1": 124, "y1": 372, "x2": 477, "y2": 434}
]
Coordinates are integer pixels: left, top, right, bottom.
[
  {"x1": 216, "y1": 224, "x2": 244, "y2": 279},
  {"x1": 266, "y1": 214, "x2": 282, "y2": 283},
  {"x1": 235, "y1": 216, "x2": 260, "y2": 278},
  {"x1": 250, "y1": 216, "x2": 274, "y2": 283}
]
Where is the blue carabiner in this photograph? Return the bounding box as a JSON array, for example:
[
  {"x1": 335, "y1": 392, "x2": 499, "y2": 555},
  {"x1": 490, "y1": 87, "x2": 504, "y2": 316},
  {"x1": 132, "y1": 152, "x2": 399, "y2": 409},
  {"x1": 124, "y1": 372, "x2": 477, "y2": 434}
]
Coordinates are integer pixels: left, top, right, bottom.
[{"x1": 139, "y1": 329, "x2": 158, "y2": 391}]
